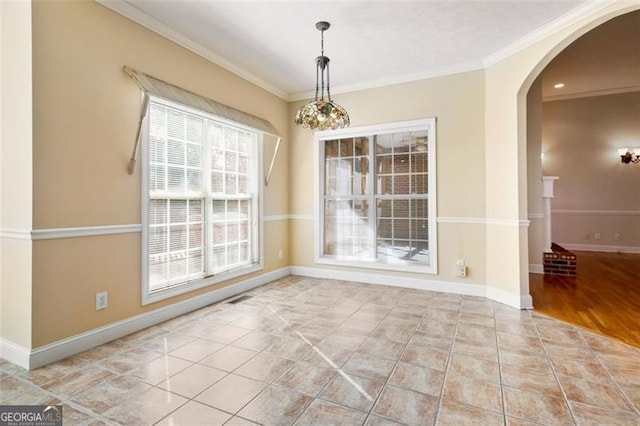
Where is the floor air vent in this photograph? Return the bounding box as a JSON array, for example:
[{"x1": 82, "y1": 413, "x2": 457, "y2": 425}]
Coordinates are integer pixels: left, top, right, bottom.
[{"x1": 226, "y1": 295, "x2": 254, "y2": 304}]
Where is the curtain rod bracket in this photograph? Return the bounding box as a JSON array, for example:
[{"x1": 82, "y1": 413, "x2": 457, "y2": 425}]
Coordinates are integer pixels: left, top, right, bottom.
[
  {"x1": 264, "y1": 137, "x2": 282, "y2": 186},
  {"x1": 127, "y1": 93, "x2": 150, "y2": 175}
]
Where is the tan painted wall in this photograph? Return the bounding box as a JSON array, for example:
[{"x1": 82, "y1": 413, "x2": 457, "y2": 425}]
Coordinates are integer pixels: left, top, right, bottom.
[
  {"x1": 30, "y1": 0, "x2": 289, "y2": 347},
  {"x1": 1, "y1": 0, "x2": 33, "y2": 230},
  {"x1": 0, "y1": 1, "x2": 33, "y2": 349},
  {"x1": 289, "y1": 71, "x2": 487, "y2": 284},
  {"x1": 527, "y1": 77, "x2": 545, "y2": 267},
  {"x1": 543, "y1": 92, "x2": 640, "y2": 248}
]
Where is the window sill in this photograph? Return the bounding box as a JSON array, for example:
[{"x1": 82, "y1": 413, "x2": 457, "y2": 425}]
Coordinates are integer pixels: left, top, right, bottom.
[
  {"x1": 142, "y1": 262, "x2": 264, "y2": 305},
  {"x1": 316, "y1": 256, "x2": 437, "y2": 275}
]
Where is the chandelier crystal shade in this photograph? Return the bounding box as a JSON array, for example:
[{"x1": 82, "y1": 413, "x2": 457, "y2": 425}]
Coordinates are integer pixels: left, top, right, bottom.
[{"x1": 295, "y1": 21, "x2": 350, "y2": 131}]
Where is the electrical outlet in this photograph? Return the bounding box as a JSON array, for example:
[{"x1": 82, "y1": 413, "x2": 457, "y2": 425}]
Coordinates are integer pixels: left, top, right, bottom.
[
  {"x1": 278, "y1": 249, "x2": 283, "y2": 260},
  {"x1": 615, "y1": 233, "x2": 621, "y2": 241},
  {"x1": 584, "y1": 233, "x2": 591, "y2": 240},
  {"x1": 456, "y1": 260, "x2": 467, "y2": 277},
  {"x1": 594, "y1": 232, "x2": 601, "y2": 241},
  {"x1": 96, "y1": 292, "x2": 108, "y2": 310}
]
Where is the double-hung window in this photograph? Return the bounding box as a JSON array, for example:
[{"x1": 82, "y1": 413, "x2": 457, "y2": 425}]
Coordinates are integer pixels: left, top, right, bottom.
[
  {"x1": 316, "y1": 119, "x2": 437, "y2": 273},
  {"x1": 143, "y1": 96, "x2": 262, "y2": 303}
]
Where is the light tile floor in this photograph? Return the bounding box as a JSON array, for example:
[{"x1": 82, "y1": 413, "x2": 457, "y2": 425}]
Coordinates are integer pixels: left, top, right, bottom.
[{"x1": 1, "y1": 276, "x2": 640, "y2": 425}]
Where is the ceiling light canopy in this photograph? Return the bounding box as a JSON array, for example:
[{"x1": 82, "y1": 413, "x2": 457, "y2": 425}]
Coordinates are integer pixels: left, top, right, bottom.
[{"x1": 295, "y1": 21, "x2": 350, "y2": 131}]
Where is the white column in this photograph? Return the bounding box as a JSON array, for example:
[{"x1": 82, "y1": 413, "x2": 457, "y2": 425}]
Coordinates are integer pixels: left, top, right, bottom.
[{"x1": 542, "y1": 176, "x2": 559, "y2": 252}]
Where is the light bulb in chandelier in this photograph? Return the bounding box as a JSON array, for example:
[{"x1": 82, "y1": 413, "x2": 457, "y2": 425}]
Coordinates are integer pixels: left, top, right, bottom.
[{"x1": 295, "y1": 21, "x2": 350, "y2": 131}]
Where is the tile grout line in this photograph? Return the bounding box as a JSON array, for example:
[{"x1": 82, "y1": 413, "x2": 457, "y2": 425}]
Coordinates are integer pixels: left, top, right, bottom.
[
  {"x1": 213, "y1": 285, "x2": 324, "y2": 421},
  {"x1": 233, "y1": 286, "x2": 385, "y2": 425},
  {"x1": 297, "y1": 290, "x2": 403, "y2": 425},
  {"x1": 529, "y1": 314, "x2": 579, "y2": 425},
  {"x1": 115, "y1": 326, "x2": 239, "y2": 425},
  {"x1": 154, "y1": 296, "x2": 284, "y2": 425},
  {"x1": 493, "y1": 302, "x2": 509, "y2": 426},
  {"x1": 431, "y1": 298, "x2": 463, "y2": 426},
  {"x1": 268, "y1": 302, "x2": 354, "y2": 425},
  {"x1": 195, "y1": 284, "x2": 312, "y2": 424},
  {"x1": 575, "y1": 329, "x2": 640, "y2": 418},
  {"x1": 11, "y1": 367, "x2": 152, "y2": 426},
  {"x1": 209, "y1": 300, "x2": 304, "y2": 423},
  {"x1": 361, "y1": 290, "x2": 439, "y2": 425},
  {"x1": 433, "y1": 297, "x2": 464, "y2": 425},
  {"x1": 6, "y1": 277, "x2": 640, "y2": 425},
  {"x1": 5, "y1": 286, "x2": 291, "y2": 425},
  {"x1": 297, "y1": 284, "x2": 420, "y2": 423}
]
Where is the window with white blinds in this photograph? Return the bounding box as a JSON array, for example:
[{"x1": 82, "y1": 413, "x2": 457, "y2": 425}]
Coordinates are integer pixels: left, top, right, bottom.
[
  {"x1": 143, "y1": 97, "x2": 261, "y2": 301},
  {"x1": 316, "y1": 119, "x2": 437, "y2": 274}
]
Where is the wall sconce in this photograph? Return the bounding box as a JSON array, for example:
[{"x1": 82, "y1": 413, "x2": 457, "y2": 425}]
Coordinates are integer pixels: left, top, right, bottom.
[{"x1": 618, "y1": 148, "x2": 640, "y2": 164}]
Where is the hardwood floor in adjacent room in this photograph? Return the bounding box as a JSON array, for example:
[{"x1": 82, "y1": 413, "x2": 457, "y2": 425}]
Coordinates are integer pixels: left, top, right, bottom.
[{"x1": 530, "y1": 251, "x2": 640, "y2": 348}]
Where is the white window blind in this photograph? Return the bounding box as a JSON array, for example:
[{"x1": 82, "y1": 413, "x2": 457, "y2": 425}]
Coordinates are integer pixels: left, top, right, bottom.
[
  {"x1": 316, "y1": 119, "x2": 437, "y2": 274},
  {"x1": 145, "y1": 98, "x2": 260, "y2": 296}
]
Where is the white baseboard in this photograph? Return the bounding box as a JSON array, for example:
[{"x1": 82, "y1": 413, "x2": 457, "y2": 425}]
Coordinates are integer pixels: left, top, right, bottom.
[
  {"x1": 291, "y1": 266, "x2": 529, "y2": 310},
  {"x1": 529, "y1": 264, "x2": 544, "y2": 274},
  {"x1": 486, "y1": 286, "x2": 533, "y2": 309},
  {"x1": 290, "y1": 265, "x2": 488, "y2": 297},
  {"x1": 0, "y1": 337, "x2": 31, "y2": 370},
  {"x1": 558, "y1": 243, "x2": 640, "y2": 254},
  {"x1": 521, "y1": 294, "x2": 534, "y2": 310},
  {"x1": 2, "y1": 267, "x2": 290, "y2": 370}
]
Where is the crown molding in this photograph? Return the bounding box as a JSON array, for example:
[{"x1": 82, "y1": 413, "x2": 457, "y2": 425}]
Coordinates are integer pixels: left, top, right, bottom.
[
  {"x1": 95, "y1": 0, "x2": 290, "y2": 101},
  {"x1": 98, "y1": 0, "x2": 616, "y2": 103},
  {"x1": 483, "y1": 1, "x2": 613, "y2": 68},
  {"x1": 543, "y1": 85, "x2": 640, "y2": 102},
  {"x1": 289, "y1": 62, "x2": 484, "y2": 102}
]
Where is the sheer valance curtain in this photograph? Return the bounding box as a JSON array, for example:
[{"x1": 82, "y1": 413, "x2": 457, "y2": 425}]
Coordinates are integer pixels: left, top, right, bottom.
[{"x1": 124, "y1": 66, "x2": 282, "y2": 185}]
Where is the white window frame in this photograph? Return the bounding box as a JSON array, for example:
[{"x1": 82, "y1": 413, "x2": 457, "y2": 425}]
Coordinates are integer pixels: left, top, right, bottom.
[
  {"x1": 314, "y1": 118, "x2": 437, "y2": 274},
  {"x1": 141, "y1": 96, "x2": 264, "y2": 305}
]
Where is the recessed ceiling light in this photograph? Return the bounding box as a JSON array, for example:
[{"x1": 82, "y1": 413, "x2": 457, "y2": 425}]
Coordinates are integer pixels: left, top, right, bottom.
[{"x1": 554, "y1": 83, "x2": 565, "y2": 89}]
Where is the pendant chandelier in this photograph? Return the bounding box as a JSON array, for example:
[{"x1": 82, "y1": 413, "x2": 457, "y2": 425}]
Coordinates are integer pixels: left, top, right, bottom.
[{"x1": 295, "y1": 21, "x2": 350, "y2": 131}]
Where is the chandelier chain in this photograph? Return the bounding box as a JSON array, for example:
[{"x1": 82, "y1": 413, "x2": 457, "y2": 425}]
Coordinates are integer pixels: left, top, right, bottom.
[
  {"x1": 326, "y1": 63, "x2": 331, "y2": 101},
  {"x1": 315, "y1": 60, "x2": 320, "y2": 101},
  {"x1": 320, "y1": 27, "x2": 325, "y2": 100}
]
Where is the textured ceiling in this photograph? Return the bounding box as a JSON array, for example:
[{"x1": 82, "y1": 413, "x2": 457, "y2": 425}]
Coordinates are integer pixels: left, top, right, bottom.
[{"x1": 102, "y1": 0, "x2": 592, "y2": 100}]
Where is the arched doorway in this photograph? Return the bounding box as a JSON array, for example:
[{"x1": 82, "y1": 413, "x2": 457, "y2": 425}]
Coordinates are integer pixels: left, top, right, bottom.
[
  {"x1": 482, "y1": 2, "x2": 639, "y2": 311},
  {"x1": 525, "y1": 10, "x2": 640, "y2": 347}
]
